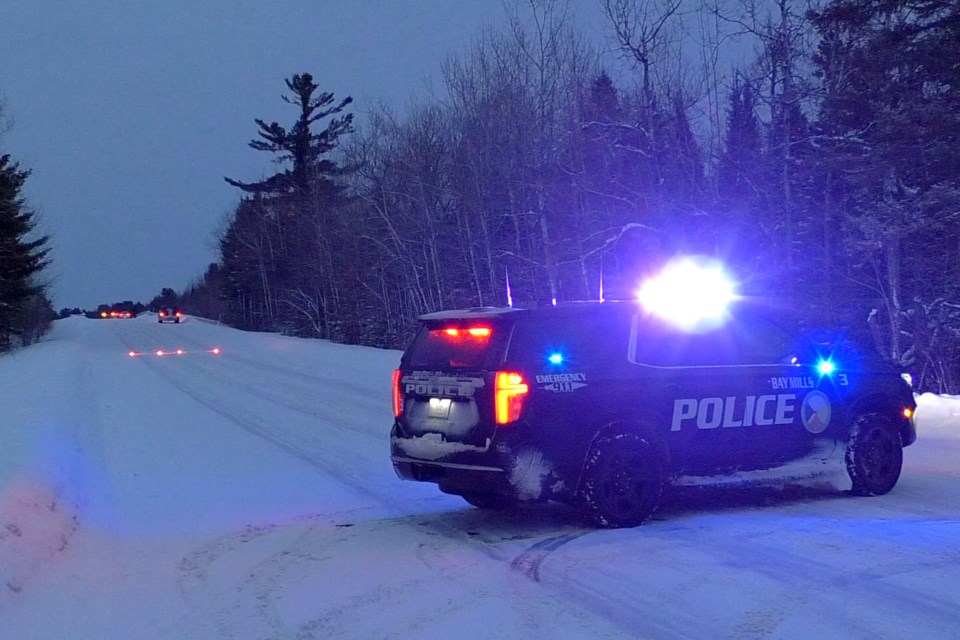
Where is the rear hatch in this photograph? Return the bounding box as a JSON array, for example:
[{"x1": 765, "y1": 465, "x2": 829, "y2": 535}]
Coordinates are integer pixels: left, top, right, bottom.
[{"x1": 394, "y1": 315, "x2": 515, "y2": 447}]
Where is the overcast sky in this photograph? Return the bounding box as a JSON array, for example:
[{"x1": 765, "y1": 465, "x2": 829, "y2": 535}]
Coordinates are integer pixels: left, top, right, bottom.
[{"x1": 1, "y1": 1, "x2": 605, "y2": 310}]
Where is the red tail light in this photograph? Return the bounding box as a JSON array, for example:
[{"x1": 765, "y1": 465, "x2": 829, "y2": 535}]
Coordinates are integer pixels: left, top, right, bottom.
[
  {"x1": 495, "y1": 371, "x2": 529, "y2": 425},
  {"x1": 159, "y1": 311, "x2": 166, "y2": 317},
  {"x1": 435, "y1": 326, "x2": 492, "y2": 340},
  {"x1": 392, "y1": 369, "x2": 404, "y2": 418}
]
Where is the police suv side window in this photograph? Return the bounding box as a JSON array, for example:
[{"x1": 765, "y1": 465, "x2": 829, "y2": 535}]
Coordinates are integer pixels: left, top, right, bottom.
[{"x1": 631, "y1": 311, "x2": 792, "y2": 367}]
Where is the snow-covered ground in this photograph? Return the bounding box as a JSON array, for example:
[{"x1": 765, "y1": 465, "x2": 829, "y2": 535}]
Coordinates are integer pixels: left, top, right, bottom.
[{"x1": 1, "y1": 315, "x2": 959, "y2": 639}]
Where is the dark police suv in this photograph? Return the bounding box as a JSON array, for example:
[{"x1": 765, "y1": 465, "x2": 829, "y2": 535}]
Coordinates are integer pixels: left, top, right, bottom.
[{"x1": 390, "y1": 260, "x2": 917, "y2": 527}]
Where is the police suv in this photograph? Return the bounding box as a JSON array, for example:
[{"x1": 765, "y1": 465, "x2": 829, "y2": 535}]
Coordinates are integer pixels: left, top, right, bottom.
[{"x1": 390, "y1": 260, "x2": 917, "y2": 528}]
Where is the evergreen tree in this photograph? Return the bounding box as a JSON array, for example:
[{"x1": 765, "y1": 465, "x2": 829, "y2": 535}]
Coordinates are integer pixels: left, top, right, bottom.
[
  {"x1": 225, "y1": 73, "x2": 353, "y2": 198},
  {"x1": 0, "y1": 153, "x2": 51, "y2": 350},
  {"x1": 716, "y1": 74, "x2": 772, "y2": 269},
  {"x1": 811, "y1": 0, "x2": 960, "y2": 391},
  {"x1": 222, "y1": 73, "x2": 355, "y2": 337}
]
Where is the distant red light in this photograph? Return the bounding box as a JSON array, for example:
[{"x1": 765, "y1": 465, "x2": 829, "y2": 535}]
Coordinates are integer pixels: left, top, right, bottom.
[
  {"x1": 176, "y1": 348, "x2": 184, "y2": 355},
  {"x1": 211, "y1": 347, "x2": 221, "y2": 355},
  {"x1": 159, "y1": 311, "x2": 166, "y2": 317},
  {"x1": 156, "y1": 350, "x2": 164, "y2": 356},
  {"x1": 128, "y1": 351, "x2": 136, "y2": 357}
]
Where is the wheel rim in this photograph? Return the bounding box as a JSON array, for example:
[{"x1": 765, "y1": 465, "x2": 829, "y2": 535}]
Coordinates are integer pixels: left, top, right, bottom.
[
  {"x1": 598, "y1": 450, "x2": 654, "y2": 518},
  {"x1": 860, "y1": 424, "x2": 899, "y2": 483}
]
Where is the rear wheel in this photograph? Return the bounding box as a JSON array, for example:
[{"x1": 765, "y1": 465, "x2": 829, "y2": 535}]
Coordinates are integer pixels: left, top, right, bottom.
[
  {"x1": 580, "y1": 432, "x2": 663, "y2": 528},
  {"x1": 460, "y1": 492, "x2": 517, "y2": 510},
  {"x1": 846, "y1": 412, "x2": 903, "y2": 496}
]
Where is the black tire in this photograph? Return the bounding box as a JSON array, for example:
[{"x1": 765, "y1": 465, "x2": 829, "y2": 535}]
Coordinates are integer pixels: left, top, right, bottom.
[
  {"x1": 580, "y1": 432, "x2": 663, "y2": 528},
  {"x1": 846, "y1": 412, "x2": 903, "y2": 496},
  {"x1": 460, "y1": 492, "x2": 517, "y2": 510},
  {"x1": 174, "y1": 318, "x2": 180, "y2": 324}
]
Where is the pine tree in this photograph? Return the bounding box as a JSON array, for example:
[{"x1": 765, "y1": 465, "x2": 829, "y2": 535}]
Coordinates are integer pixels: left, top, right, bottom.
[
  {"x1": 223, "y1": 73, "x2": 354, "y2": 337},
  {"x1": 811, "y1": 0, "x2": 960, "y2": 391},
  {"x1": 225, "y1": 73, "x2": 353, "y2": 198},
  {"x1": 0, "y1": 153, "x2": 50, "y2": 350}
]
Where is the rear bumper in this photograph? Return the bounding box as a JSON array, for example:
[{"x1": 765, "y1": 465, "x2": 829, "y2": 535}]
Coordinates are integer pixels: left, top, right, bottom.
[
  {"x1": 390, "y1": 423, "x2": 553, "y2": 500},
  {"x1": 391, "y1": 454, "x2": 517, "y2": 497}
]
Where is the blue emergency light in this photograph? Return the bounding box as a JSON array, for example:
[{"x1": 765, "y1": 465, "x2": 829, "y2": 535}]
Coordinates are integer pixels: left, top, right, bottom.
[
  {"x1": 548, "y1": 352, "x2": 564, "y2": 365},
  {"x1": 817, "y1": 359, "x2": 836, "y2": 376}
]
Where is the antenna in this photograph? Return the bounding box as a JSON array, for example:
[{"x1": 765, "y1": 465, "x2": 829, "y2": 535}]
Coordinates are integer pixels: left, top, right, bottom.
[{"x1": 599, "y1": 263, "x2": 605, "y2": 302}]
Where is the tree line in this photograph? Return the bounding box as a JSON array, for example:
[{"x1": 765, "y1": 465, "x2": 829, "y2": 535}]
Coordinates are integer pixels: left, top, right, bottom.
[
  {"x1": 0, "y1": 104, "x2": 53, "y2": 351},
  {"x1": 175, "y1": 0, "x2": 958, "y2": 393}
]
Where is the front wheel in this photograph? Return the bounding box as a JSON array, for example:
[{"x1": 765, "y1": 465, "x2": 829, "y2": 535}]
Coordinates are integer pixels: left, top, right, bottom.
[
  {"x1": 579, "y1": 432, "x2": 663, "y2": 528},
  {"x1": 846, "y1": 412, "x2": 903, "y2": 496}
]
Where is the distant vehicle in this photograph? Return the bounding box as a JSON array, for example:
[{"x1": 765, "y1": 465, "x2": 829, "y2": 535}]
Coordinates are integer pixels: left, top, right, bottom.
[
  {"x1": 390, "y1": 257, "x2": 917, "y2": 528},
  {"x1": 157, "y1": 307, "x2": 183, "y2": 324}
]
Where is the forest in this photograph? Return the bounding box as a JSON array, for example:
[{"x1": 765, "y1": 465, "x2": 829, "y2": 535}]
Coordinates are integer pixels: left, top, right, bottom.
[{"x1": 126, "y1": 0, "x2": 960, "y2": 394}]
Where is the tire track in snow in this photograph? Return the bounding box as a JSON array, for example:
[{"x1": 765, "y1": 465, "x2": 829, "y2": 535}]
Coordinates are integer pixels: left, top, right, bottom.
[{"x1": 509, "y1": 533, "x2": 584, "y2": 582}]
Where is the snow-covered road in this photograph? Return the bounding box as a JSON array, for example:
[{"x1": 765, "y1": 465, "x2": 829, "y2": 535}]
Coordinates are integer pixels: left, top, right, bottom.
[{"x1": 2, "y1": 315, "x2": 959, "y2": 639}]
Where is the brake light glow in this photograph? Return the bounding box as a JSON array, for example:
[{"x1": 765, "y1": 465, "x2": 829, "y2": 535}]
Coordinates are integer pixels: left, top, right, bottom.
[
  {"x1": 392, "y1": 369, "x2": 403, "y2": 417},
  {"x1": 437, "y1": 326, "x2": 492, "y2": 339},
  {"x1": 159, "y1": 311, "x2": 166, "y2": 317},
  {"x1": 495, "y1": 371, "x2": 529, "y2": 425}
]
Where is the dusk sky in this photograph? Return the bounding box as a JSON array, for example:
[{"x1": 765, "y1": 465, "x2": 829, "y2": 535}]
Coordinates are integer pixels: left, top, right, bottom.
[{"x1": 0, "y1": 1, "x2": 607, "y2": 310}]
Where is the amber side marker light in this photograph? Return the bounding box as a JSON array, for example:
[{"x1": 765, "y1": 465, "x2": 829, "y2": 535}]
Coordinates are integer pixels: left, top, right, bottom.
[{"x1": 903, "y1": 407, "x2": 914, "y2": 420}]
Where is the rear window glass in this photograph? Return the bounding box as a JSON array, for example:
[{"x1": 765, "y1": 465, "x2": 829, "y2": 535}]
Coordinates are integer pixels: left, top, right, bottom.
[{"x1": 405, "y1": 325, "x2": 501, "y2": 369}]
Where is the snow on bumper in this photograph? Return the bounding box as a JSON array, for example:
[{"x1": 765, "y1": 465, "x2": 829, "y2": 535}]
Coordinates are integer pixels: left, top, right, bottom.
[{"x1": 391, "y1": 434, "x2": 555, "y2": 501}]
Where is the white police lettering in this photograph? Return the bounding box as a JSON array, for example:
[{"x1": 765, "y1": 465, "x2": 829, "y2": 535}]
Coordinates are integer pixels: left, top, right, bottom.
[
  {"x1": 770, "y1": 376, "x2": 815, "y2": 390},
  {"x1": 671, "y1": 394, "x2": 797, "y2": 431},
  {"x1": 404, "y1": 371, "x2": 484, "y2": 398},
  {"x1": 536, "y1": 372, "x2": 587, "y2": 393}
]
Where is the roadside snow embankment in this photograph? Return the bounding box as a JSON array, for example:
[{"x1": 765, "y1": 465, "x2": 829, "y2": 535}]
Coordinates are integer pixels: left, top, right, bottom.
[{"x1": 0, "y1": 321, "x2": 91, "y2": 595}]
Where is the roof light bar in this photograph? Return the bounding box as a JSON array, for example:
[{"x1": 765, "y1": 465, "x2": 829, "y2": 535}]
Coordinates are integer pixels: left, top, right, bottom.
[{"x1": 637, "y1": 257, "x2": 737, "y2": 330}]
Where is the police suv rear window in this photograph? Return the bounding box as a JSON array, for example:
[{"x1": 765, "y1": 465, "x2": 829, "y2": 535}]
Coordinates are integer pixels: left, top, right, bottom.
[{"x1": 406, "y1": 325, "x2": 501, "y2": 369}]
